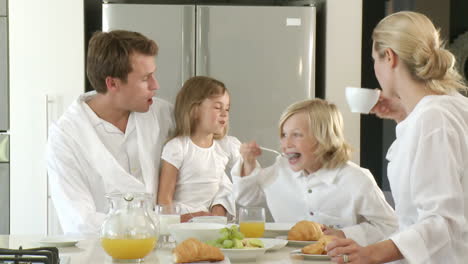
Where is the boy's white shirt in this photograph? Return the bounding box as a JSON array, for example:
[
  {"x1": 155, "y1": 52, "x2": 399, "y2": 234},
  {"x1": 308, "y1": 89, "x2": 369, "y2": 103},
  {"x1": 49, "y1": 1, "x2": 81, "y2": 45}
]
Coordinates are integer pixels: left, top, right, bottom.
[
  {"x1": 232, "y1": 157, "x2": 398, "y2": 246},
  {"x1": 161, "y1": 136, "x2": 240, "y2": 216},
  {"x1": 47, "y1": 91, "x2": 174, "y2": 235}
]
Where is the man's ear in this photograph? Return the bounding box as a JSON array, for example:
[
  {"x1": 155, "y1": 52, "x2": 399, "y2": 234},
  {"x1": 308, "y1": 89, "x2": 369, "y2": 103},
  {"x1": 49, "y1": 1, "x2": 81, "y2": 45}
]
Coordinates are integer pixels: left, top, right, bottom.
[
  {"x1": 385, "y1": 48, "x2": 398, "y2": 68},
  {"x1": 105, "y1": 76, "x2": 119, "y2": 92}
]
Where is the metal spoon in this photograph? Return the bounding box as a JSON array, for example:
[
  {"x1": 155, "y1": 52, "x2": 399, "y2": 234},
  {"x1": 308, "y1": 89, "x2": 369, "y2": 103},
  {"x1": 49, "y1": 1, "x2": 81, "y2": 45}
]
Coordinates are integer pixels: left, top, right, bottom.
[{"x1": 259, "y1": 146, "x2": 284, "y2": 157}]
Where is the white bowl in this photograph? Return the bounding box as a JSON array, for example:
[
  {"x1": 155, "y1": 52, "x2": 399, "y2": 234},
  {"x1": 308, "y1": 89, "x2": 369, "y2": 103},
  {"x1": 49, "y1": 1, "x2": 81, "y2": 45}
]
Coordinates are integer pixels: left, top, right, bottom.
[
  {"x1": 190, "y1": 216, "x2": 228, "y2": 225},
  {"x1": 168, "y1": 223, "x2": 226, "y2": 244},
  {"x1": 264, "y1": 222, "x2": 295, "y2": 238},
  {"x1": 345, "y1": 87, "x2": 380, "y2": 114},
  {"x1": 219, "y1": 238, "x2": 282, "y2": 261}
]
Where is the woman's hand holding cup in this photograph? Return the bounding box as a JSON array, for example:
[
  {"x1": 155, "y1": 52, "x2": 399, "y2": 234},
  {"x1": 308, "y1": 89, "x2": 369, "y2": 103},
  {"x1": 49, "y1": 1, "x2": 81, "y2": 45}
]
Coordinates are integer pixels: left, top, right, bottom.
[{"x1": 371, "y1": 93, "x2": 407, "y2": 123}]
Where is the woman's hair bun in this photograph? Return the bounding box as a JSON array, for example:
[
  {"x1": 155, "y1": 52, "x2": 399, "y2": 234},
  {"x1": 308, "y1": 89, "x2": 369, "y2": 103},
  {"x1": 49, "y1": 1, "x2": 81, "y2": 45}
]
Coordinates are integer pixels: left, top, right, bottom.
[{"x1": 414, "y1": 46, "x2": 454, "y2": 81}]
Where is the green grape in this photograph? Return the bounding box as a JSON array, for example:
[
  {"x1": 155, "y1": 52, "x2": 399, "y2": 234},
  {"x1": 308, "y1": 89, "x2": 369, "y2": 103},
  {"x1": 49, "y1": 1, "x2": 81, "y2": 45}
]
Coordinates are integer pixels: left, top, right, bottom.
[
  {"x1": 230, "y1": 225, "x2": 239, "y2": 233},
  {"x1": 233, "y1": 239, "x2": 244, "y2": 249},
  {"x1": 231, "y1": 228, "x2": 244, "y2": 240},
  {"x1": 220, "y1": 232, "x2": 229, "y2": 240},
  {"x1": 222, "y1": 239, "x2": 234, "y2": 248},
  {"x1": 211, "y1": 225, "x2": 248, "y2": 249},
  {"x1": 220, "y1": 228, "x2": 230, "y2": 237}
]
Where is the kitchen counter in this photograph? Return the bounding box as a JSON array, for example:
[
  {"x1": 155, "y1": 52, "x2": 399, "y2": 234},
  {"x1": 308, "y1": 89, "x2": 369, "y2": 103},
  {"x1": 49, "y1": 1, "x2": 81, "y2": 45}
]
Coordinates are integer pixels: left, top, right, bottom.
[{"x1": 0, "y1": 235, "x2": 333, "y2": 264}]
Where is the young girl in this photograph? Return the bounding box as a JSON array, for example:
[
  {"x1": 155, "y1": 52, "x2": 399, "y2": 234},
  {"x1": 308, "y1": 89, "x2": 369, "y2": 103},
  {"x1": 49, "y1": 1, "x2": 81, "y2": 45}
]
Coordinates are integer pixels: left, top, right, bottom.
[
  {"x1": 233, "y1": 98, "x2": 398, "y2": 246},
  {"x1": 158, "y1": 76, "x2": 240, "y2": 220}
]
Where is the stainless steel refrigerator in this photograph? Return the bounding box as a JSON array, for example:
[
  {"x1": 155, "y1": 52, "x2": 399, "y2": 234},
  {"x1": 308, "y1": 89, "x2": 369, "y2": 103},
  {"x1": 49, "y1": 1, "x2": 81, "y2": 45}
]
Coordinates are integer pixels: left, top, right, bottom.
[
  {"x1": 0, "y1": 0, "x2": 9, "y2": 235},
  {"x1": 103, "y1": 3, "x2": 316, "y2": 166}
]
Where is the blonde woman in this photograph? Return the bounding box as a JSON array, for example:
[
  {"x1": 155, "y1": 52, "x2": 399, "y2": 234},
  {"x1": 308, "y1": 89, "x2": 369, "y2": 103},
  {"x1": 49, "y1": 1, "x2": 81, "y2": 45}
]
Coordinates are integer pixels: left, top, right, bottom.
[
  {"x1": 233, "y1": 98, "x2": 397, "y2": 246},
  {"x1": 158, "y1": 76, "x2": 240, "y2": 221},
  {"x1": 327, "y1": 12, "x2": 468, "y2": 264}
]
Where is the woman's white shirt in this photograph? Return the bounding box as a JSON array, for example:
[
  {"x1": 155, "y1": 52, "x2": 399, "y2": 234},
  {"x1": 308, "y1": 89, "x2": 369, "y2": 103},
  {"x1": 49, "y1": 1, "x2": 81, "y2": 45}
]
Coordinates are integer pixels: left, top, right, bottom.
[
  {"x1": 387, "y1": 93, "x2": 468, "y2": 264},
  {"x1": 232, "y1": 158, "x2": 398, "y2": 246},
  {"x1": 161, "y1": 136, "x2": 240, "y2": 216}
]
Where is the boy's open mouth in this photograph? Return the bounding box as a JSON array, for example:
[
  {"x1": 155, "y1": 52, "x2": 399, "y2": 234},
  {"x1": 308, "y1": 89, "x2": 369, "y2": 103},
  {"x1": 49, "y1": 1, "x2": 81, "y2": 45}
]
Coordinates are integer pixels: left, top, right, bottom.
[{"x1": 286, "y1": 152, "x2": 301, "y2": 161}]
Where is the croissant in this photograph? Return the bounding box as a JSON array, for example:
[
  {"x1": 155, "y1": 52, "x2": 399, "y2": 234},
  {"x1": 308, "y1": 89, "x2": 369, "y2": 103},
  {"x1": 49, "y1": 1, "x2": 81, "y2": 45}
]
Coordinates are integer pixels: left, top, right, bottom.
[
  {"x1": 301, "y1": 240, "x2": 325, "y2": 254},
  {"x1": 301, "y1": 235, "x2": 336, "y2": 255},
  {"x1": 287, "y1": 220, "x2": 323, "y2": 241},
  {"x1": 173, "y1": 238, "x2": 225, "y2": 263}
]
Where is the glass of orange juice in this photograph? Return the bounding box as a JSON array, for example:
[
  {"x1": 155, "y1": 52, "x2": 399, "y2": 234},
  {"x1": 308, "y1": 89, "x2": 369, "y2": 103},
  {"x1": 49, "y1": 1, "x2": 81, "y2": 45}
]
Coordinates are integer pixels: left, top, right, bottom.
[{"x1": 239, "y1": 207, "x2": 266, "y2": 238}]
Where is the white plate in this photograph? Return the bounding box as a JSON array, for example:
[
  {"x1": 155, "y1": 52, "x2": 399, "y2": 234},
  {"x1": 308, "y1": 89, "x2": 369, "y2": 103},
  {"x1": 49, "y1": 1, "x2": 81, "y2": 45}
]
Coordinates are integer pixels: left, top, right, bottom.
[
  {"x1": 276, "y1": 235, "x2": 317, "y2": 247},
  {"x1": 174, "y1": 257, "x2": 231, "y2": 264},
  {"x1": 261, "y1": 238, "x2": 288, "y2": 251},
  {"x1": 39, "y1": 236, "x2": 81, "y2": 247},
  {"x1": 165, "y1": 254, "x2": 231, "y2": 264},
  {"x1": 220, "y1": 247, "x2": 266, "y2": 262},
  {"x1": 290, "y1": 249, "x2": 331, "y2": 261}
]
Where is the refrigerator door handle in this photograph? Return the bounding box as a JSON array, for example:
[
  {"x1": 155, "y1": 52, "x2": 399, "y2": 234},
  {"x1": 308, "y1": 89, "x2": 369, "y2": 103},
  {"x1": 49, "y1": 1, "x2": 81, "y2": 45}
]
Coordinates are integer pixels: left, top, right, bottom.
[
  {"x1": 182, "y1": 6, "x2": 195, "y2": 84},
  {"x1": 0, "y1": 17, "x2": 9, "y2": 131},
  {"x1": 0, "y1": 134, "x2": 8, "y2": 162},
  {"x1": 196, "y1": 6, "x2": 209, "y2": 75}
]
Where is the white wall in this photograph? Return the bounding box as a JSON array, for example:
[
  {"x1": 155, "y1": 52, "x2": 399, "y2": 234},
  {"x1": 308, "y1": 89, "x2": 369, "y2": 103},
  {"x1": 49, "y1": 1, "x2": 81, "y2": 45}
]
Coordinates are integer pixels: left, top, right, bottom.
[
  {"x1": 325, "y1": 0, "x2": 362, "y2": 163},
  {"x1": 9, "y1": 0, "x2": 84, "y2": 234}
]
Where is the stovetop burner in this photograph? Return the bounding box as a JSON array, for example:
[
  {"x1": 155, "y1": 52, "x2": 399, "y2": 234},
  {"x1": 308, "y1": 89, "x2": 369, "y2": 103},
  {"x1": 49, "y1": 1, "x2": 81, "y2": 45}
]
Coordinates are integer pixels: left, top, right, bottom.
[{"x1": 0, "y1": 246, "x2": 59, "y2": 264}]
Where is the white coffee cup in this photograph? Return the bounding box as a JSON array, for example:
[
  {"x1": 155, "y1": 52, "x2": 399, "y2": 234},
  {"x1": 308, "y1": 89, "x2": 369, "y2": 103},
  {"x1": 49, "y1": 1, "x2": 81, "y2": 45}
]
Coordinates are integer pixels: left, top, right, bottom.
[
  {"x1": 189, "y1": 216, "x2": 228, "y2": 225},
  {"x1": 345, "y1": 87, "x2": 381, "y2": 114}
]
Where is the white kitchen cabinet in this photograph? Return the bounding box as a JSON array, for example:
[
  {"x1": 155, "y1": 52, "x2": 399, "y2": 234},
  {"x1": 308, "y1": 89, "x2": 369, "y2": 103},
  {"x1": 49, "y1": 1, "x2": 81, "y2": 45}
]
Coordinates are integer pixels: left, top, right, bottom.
[{"x1": 9, "y1": 0, "x2": 84, "y2": 235}]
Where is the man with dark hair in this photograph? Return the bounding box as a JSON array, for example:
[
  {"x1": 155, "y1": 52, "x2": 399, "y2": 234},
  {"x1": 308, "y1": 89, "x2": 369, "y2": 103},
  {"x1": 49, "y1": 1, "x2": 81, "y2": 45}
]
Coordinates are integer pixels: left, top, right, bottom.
[{"x1": 46, "y1": 30, "x2": 174, "y2": 234}]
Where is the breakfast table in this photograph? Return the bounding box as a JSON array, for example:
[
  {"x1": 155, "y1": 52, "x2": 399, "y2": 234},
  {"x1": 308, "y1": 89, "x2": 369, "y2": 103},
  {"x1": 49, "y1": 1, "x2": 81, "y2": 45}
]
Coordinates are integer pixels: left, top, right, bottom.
[{"x1": 0, "y1": 235, "x2": 333, "y2": 264}]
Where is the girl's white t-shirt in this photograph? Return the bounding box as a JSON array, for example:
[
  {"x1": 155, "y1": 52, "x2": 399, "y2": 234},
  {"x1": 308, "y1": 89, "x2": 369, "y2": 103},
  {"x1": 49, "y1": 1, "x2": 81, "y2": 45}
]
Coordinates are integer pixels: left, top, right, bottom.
[{"x1": 161, "y1": 136, "x2": 241, "y2": 215}]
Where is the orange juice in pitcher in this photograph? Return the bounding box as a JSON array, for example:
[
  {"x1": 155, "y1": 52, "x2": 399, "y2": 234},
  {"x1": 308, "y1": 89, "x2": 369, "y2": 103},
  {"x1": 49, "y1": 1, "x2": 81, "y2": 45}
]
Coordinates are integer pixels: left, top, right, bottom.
[
  {"x1": 100, "y1": 193, "x2": 159, "y2": 261},
  {"x1": 101, "y1": 237, "x2": 157, "y2": 259}
]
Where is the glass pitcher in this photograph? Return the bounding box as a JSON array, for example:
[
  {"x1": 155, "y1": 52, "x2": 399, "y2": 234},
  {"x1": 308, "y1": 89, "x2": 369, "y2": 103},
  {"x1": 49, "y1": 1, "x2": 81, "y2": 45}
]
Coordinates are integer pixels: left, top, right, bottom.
[{"x1": 101, "y1": 192, "x2": 159, "y2": 263}]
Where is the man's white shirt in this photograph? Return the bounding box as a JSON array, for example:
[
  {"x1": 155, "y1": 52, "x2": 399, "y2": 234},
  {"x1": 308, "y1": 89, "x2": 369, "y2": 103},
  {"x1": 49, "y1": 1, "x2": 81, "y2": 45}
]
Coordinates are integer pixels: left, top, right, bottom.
[{"x1": 47, "y1": 91, "x2": 174, "y2": 235}]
